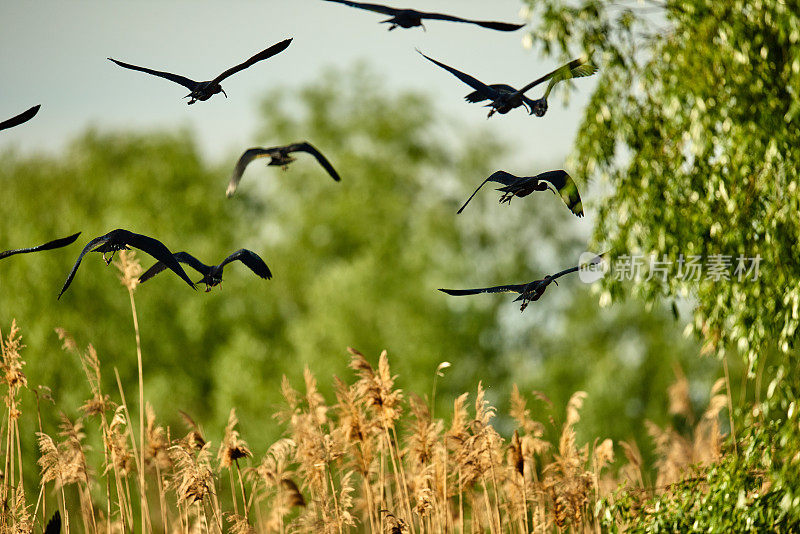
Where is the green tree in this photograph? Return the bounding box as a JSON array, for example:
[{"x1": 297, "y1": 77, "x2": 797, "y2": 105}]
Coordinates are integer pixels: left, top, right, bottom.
[{"x1": 521, "y1": 0, "x2": 800, "y2": 368}]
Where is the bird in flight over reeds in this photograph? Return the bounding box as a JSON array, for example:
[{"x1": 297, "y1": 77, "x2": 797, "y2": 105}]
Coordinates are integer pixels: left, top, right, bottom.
[
  {"x1": 58, "y1": 229, "x2": 195, "y2": 299},
  {"x1": 139, "y1": 249, "x2": 272, "y2": 292},
  {"x1": 226, "y1": 142, "x2": 340, "y2": 198},
  {"x1": 322, "y1": 0, "x2": 524, "y2": 32},
  {"x1": 0, "y1": 232, "x2": 81, "y2": 261},
  {"x1": 108, "y1": 38, "x2": 292, "y2": 104},
  {"x1": 439, "y1": 255, "x2": 604, "y2": 311},
  {"x1": 458, "y1": 170, "x2": 583, "y2": 217},
  {"x1": 419, "y1": 53, "x2": 597, "y2": 117},
  {"x1": 0, "y1": 105, "x2": 41, "y2": 132},
  {"x1": 44, "y1": 511, "x2": 61, "y2": 534}
]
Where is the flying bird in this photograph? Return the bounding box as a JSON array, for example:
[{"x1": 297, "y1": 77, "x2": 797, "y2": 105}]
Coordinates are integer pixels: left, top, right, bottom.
[
  {"x1": 439, "y1": 255, "x2": 604, "y2": 311},
  {"x1": 108, "y1": 38, "x2": 292, "y2": 104},
  {"x1": 58, "y1": 229, "x2": 195, "y2": 299},
  {"x1": 0, "y1": 105, "x2": 41, "y2": 132},
  {"x1": 226, "y1": 142, "x2": 340, "y2": 198},
  {"x1": 44, "y1": 511, "x2": 61, "y2": 534},
  {"x1": 458, "y1": 170, "x2": 583, "y2": 217},
  {"x1": 139, "y1": 249, "x2": 272, "y2": 291},
  {"x1": 322, "y1": 0, "x2": 524, "y2": 31},
  {"x1": 0, "y1": 232, "x2": 81, "y2": 261},
  {"x1": 419, "y1": 52, "x2": 597, "y2": 117}
]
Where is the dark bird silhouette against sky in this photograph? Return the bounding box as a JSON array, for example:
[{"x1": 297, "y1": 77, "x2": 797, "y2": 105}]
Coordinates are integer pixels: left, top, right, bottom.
[
  {"x1": 58, "y1": 229, "x2": 195, "y2": 299},
  {"x1": 458, "y1": 170, "x2": 583, "y2": 217},
  {"x1": 439, "y1": 255, "x2": 604, "y2": 311},
  {"x1": 108, "y1": 38, "x2": 292, "y2": 104},
  {"x1": 322, "y1": 0, "x2": 524, "y2": 32},
  {"x1": 420, "y1": 53, "x2": 597, "y2": 117},
  {"x1": 44, "y1": 511, "x2": 61, "y2": 534},
  {"x1": 139, "y1": 249, "x2": 272, "y2": 291},
  {"x1": 226, "y1": 141, "x2": 341, "y2": 198},
  {"x1": 0, "y1": 105, "x2": 41, "y2": 132},
  {"x1": 0, "y1": 232, "x2": 81, "y2": 261}
]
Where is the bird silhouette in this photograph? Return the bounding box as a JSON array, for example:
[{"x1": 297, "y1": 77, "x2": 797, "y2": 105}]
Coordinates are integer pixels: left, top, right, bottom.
[
  {"x1": 58, "y1": 229, "x2": 195, "y2": 299},
  {"x1": 439, "y1": 255, "x2": 604, "y2": 311},
  {"x1": 44, "y1": 511, "x2": 61, "y2": 534},
  {"x1": 420, "y1": 52, "x2": 597, "y2": 117},
  {"x1": 458, "y1": 170, "x2": 583, "y2": 217},
  {"x1": 0, "y1": 232, "x2": 81, "y2": 261},
  {"x1": 0, "y1": 105, "x2": 41, "y2": 132},
  {"x1": 226, "y1": 142, "x2": 341, "y2": 198},
  {"x1": 322, "y1": 0, "x2": 523, "y2": 31},
  {"x1": 139, "y1": 249, "x2": 272, "y2": 291},
  {"x1": 108, "y1": 38, "x2": 292, "y2": 104}
]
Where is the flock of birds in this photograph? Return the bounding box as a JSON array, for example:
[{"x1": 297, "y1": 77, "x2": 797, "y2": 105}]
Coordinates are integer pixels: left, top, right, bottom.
[{"x1": 1, "y1": 0, "x2": 599, "y2": 311}]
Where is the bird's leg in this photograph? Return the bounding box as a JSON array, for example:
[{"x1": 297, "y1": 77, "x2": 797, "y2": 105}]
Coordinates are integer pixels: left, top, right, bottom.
[{"x1": 204, "y1": 283, "x2": 212, "y2": 293}]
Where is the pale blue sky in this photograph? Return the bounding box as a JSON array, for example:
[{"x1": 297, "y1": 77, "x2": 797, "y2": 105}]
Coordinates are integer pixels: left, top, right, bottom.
[{"x1": 0, "y1": 0, "x2": 593, "y2": 165}]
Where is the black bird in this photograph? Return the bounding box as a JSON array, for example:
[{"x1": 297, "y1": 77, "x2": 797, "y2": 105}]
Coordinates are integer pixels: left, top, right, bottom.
[
  {"x1": 420, "y1": 53, "x2": 597, "y2": 117},
  {"x1": 139, "y1": 249, "x2": 272, "y2": 291},
  {"x1": 58, "y1": 229, "x2": 196, "y2": 299},
  {"x1": 0, "y1": 232, "x2": 81, "y2": 260},
  {"x1": 439, "y1": 255, "x2": 604, "y2": 311},
  {"x1": 226, "y1": 142, "x2": 341, "y2": 198},
  {"x1": 44, "y1": 511, "x2": 61, "y2": 534},
  {"x1": 0, "y1": 105, "x2": 41, "y2": 132},
  {"x1": 458, "y1": 170, "x2": 583, "y2": 217},
  {"x1": 108, "y1": 38, "x2": 292, "y2": 104},
  {"x1": 322, "y1": 0, "x2": 524, "y2": 32}
]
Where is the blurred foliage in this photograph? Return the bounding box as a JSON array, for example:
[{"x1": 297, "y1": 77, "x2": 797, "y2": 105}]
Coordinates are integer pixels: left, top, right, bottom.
[
  {"x1": 521, "y1": 0, "x2": 800, "y2": 368},
  {"x1": 1, "y1": 65, "x2": 707, "y2": 485}
]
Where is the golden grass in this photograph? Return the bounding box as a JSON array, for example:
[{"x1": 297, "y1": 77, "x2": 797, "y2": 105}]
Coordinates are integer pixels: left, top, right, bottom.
[{"x1": 0, "y1": 314, "x2": 728, "y2": 533}]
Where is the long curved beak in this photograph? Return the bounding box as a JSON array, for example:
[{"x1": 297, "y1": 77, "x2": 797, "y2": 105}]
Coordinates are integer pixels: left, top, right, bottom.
[{"x1": 221, "y1": 89, "x2": 228, "y2": 98}]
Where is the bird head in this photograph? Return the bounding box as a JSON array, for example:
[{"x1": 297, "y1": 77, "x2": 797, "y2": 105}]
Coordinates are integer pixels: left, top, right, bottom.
[{"x1": 531, "y1": 99, "x2": 548, "y2": 117}]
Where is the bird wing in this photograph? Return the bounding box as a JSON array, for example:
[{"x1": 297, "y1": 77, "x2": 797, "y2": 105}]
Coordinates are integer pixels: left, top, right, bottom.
[
  {"x1": 418, "y1": 51, "x2": 500, "y2": 101},
  {"x1": 418, "y1": 12, "x2": 524, "y2": 31},
  {"x1": 58, "y1": 234, "x2": 113, "y2": 299},
  {"x1": 0, "y1": 105, "x2": 41, "y2": 132},
  {"x1": 439, "y1": 283, "x2": 528, "y2": 296},
  {"x1": 44, "y1": 511, "x2": 61, "y2": 534},
  {"x1": 139, "y1": 251, "x2": 209, "y2": 283},
  {"x1": 541, "y1": 59, "x2": 598, "y2": 100},
  {"x1": 219, "y1": 249, "x2": 273, "y2": 280},
  {"x1": 122, "y1": 231, "x2": 196, "y2": 290},
  {"x1": 538, "y1": 170, "x2": 584, "y2": 217},
  {"x1": 464, "y1": 84, "x2": 516, "y2": 103},
  {"x1": 0, "y1": 232, "x2": 80, "y2": 260},
  {"x1": 226, "y1": 148, "x2": 278, "y2": 198},
  {"x1": 210, "y1": 38, "x2": 293, "y2": 84},
  {"x1": 288, "y1": 142, "x2": 341, "y2": 182},
  {"x1": 457, "y1": 171, "x2": 520, "y2": 214},
  {"x1": 321, "y1": 0, "x2": 398, "y2": 16},
  {"x1": 107, "y1": 58, "x2": 198, "y2": 90}
]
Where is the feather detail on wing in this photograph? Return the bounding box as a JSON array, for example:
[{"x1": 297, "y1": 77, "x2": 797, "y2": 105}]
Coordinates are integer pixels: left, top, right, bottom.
[
  {"x1": 457, "y1": 171, "x2": 521, "y2": 213},
  {"x1": 220, "y1": 249, "x2": 272, "y2": 279},
  {"x1": 538, "y1": 170, "x2": 584, "y2": 217},
  {"x1": 290, "y1": 142, "x2": 341, "y2": 181},
  {"x1": 226, "y1": 148, "x2": 278, "y2": 198},
  {"x1": 107, "y1": 58, "x2": 198, "y2": 90},
  {"x1": 212, "y1": 38, "x2": 293, "y2": 84},
  {"x1": 0, "y1": 105, "x2": 41, "y2": 131}
]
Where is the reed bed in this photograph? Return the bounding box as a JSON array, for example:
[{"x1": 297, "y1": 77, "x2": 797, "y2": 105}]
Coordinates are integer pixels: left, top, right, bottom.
[{"x1": 0, "y1": 253, "x2": 730, "y2": 533}]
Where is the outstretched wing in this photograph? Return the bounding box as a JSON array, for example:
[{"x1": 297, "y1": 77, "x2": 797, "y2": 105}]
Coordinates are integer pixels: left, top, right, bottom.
[
  {"x1": 58, "y1": 234, "x2": 113, "y2": 299},
  {"x1": 226, "y1": 148, "x2": 278, "y2": 198},
  {"x1": 418, "y1": 51, "x2": 500, "y2": 101},
  {"x1": 538, "y1": 170, "x2": 583, "y2": 217},
  {"x1": 139, "y1": 251, "x2": 209, "y2": 283},
  {"x1": 419, "y1": 12, "x2": 524, "y2": 32},
  {"x1": 211, "y1": 38, "x2": 293, "y2": 84},
  {"x1": 0, "y1": 105, "x2": 41, "y2": 132},
  {"x1": 108, "y1": 58, "x2": 198, "y2": 90},
  {"x1": 541, "y1": 58, "x2": 598, "y2": 100},
  {"x1": 219, "y1": 249, "x2": 273, "y2": 280},
  {"x1": 438, "y1": 283, "x2": 528, "y2": 296},
  {"x1": 0, "y1": 232, "x2": 80, "y2": 260},
  {"x1": 44, "y1": 511, "x2": 61, "y2": 534},
  {"x1": 457, "y1": 171, "x2": 521, "y2": 214},
  {"x1": 288, "y1": 142, "x2": 341, "y2": 182},
  {"x1": 123, "y1": 231, "x2": 195, "y2": 290},
  {"x1": 321, "y1": 0, "x2": 398, "y2": 16},
  {"x1": 464, "y1": 84, "x2": 516, "y2": 103}
]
